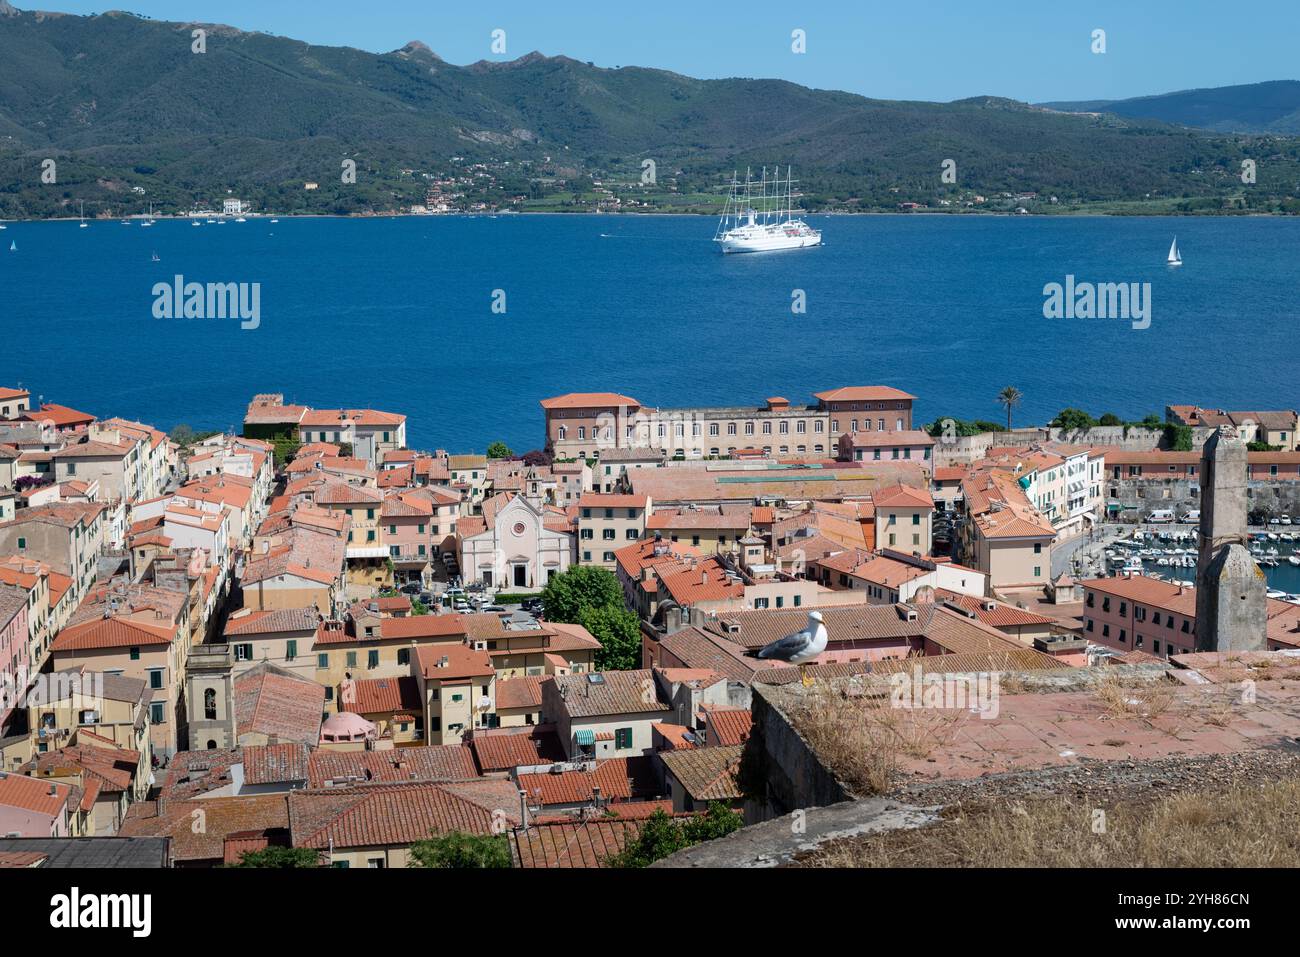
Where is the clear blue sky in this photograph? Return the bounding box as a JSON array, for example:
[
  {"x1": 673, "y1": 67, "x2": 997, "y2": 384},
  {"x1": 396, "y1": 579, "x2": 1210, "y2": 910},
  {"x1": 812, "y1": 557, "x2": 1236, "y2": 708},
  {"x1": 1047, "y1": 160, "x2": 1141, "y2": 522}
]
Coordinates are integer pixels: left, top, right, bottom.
[{"x1": 46, "y1": 1, "x2": 1300, "y2": 103}]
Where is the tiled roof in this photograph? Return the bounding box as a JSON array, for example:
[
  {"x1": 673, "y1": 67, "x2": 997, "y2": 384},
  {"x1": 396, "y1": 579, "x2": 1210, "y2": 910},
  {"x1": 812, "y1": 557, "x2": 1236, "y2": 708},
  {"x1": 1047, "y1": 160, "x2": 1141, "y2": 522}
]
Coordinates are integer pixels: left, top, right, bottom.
[
  {"x1": 242, "y1": 743, "x2": 310, "y2": 785},
  {"x1": 873, "y1": 483, "x2": 935, "y2": 509},
  {"x1": 657, "y1": 627, "x2": 763, "y2": 684},
  {"x1": 379, "y1": 614, "x2": 468, "y2": 641},
  {"x1": 703, "y1": 708, "x2": 753, "y2": 747},
  {"x1": 468, "y1": 727, "x2": 565, "y2": 773},
  {"x1": 660, "y1": 745, "x2": 744, "y2": 801},
  {"x1": 121, "y1": 793, "x2": 289, "y2": 862},
  {"x1": 577, "y1": 493, "x2": 648, "y2": 509},
  {"x1": 306, "y1": 746, "x2": 478, "y2": 788},
  {"x1": 814, "y1": 386, "x2": 917, "y2": 402},
  {"x1": 341, "y1": 675, "x2": 422, "y2": 715},
  {"x1": 842, "y1": 429, "x2": 935, "y2": 448},
  {"x1": 224, "y1": 607, "x2": 319, "y2": 637},
  {"x1": 415, "y1": 643, "x2": 494, "y2": 681},
  {"x1": 517, "y1": 758, "x2": 632, "y2": 806},
  {"x1": 511, "y1": 818, "x2": 644, "y2": 868},
  {"x1": 0, "y1": 772, "x2": 74, "y2": 818},
  {"x1": 1081, "y1": 574, "x2": 1197, "y2": 617},
  {"x1": 495, "y1": 675, "x2": 549, "y2": 711},
  {"x1": 51, "y1": 617, "x2": 174, "y2": 652},
  {"x1": 289, "y1": 782, "x2": 504, "y2": 849},
  {"x1": 547, "y1": 670, "x2": 669, "y2": 718},
  {"x1": 233, "y1": 663, "x2": 326, "y2": 746},
  {"x1": 933, "y1": 589, "x2": 1058, "y2": 628},
  {"x1": 540, "y1": 393, "x2": 640, "y2": 410}
]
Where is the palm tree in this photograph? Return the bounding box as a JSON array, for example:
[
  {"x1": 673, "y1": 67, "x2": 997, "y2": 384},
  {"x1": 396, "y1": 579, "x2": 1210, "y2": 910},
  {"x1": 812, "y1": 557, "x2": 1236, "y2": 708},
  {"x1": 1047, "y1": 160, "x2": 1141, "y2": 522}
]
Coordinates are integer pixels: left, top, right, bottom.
[{"x1": 997, "y1": 386, "x2": 1023, "y2": 431}]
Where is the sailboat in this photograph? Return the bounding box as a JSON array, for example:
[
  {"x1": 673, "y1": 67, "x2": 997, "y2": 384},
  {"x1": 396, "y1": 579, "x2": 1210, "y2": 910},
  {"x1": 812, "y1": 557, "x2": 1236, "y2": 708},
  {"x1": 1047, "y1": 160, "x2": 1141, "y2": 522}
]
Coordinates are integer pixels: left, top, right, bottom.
[
  {"x1": 714, "y1": 166, "x2": 821, "y2": 253},
  {"x1": 151, "y1": 251, "x2": 160, "y2": 262},
  {"x1": 1167, "y1": 236, "x2": 1182, "y2": 266},
  {"x1": 79, "y1": 202, "x2": 89, "y2": 228},
  {"x1": 141, "y1": 202, "x2": 155, "y2": 227},
  {"x1": 8, "y1": 241, "x2": 15, "y2": 252}
]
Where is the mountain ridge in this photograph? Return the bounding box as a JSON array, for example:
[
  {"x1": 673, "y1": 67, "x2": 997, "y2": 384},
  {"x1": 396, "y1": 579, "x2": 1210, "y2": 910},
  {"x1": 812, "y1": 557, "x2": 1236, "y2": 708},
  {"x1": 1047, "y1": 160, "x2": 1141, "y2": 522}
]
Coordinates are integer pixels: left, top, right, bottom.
[{"x1": 1, "y1": 6, "x2": 1299, "y2": 217}]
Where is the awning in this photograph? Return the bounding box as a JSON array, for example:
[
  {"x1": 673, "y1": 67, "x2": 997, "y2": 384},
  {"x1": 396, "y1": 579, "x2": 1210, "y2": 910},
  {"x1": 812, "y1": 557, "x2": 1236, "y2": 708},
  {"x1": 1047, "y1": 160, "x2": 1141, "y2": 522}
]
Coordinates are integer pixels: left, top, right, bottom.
[{"x1": 574, "y1": 729, "x2": 595, "y2": 746}]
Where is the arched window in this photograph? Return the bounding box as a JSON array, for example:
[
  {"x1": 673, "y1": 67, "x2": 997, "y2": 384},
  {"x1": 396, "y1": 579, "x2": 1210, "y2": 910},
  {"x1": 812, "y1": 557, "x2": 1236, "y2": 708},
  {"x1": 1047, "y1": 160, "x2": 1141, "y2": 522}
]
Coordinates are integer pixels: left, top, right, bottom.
[
  {"x1": 206, "y1": 739, "x2": 217, "y2": 750},
  {"x1": 204, "y1": 687, "x2": 217, "y2": 720}
]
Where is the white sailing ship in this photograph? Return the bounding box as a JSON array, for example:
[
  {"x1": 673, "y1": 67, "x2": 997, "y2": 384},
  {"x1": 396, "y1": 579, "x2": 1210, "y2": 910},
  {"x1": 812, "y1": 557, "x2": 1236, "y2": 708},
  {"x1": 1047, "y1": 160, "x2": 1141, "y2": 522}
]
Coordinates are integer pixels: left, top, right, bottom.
[
  {"x1": 714, "y1": 166, "x2": 821, "y2": 254},
  {"x1": 1167, "y1": 236, "x2": 1182, "y2": 266}
]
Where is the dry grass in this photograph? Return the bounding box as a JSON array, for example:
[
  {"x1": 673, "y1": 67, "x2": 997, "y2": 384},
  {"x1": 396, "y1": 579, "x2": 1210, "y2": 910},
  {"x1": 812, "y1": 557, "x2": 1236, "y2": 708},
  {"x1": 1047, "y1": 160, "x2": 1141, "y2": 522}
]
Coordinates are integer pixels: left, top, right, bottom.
[
  {"x1": 1093, "y1": 672, "x2": 1176, "y2": 719},
  {"x1": 790, "y1": 684, "x2": 960, "y2": 796},
  {"x1": 801, "y1": 778, "x2": 1300, "y2": 868}
]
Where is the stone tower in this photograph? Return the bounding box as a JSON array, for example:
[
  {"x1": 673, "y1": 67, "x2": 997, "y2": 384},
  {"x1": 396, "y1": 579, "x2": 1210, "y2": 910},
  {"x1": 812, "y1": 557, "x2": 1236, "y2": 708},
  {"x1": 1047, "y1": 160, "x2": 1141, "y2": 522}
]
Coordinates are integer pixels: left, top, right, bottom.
[
  {"x1": 1194, "y1": 427, "x2": 1267, "y2": 652},
  {"x1": 184, "y1": 644, "x2": 237, "y2": 750}
]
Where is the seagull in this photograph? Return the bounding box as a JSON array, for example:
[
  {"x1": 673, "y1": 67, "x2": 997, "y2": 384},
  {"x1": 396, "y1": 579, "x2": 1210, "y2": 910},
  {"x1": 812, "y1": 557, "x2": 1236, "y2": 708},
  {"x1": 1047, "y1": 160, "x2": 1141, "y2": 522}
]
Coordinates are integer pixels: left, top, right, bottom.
[{"x1": 748, "y1": 610, "x2": 828, "y2": 687}]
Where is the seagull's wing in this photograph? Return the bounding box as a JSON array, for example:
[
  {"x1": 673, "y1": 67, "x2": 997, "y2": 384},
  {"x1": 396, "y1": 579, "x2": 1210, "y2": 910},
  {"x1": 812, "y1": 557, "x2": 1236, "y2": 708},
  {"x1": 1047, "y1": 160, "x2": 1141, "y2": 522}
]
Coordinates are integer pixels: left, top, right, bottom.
[{"x1": 756, "y1": 627, "x2": 813, "y2": 661}]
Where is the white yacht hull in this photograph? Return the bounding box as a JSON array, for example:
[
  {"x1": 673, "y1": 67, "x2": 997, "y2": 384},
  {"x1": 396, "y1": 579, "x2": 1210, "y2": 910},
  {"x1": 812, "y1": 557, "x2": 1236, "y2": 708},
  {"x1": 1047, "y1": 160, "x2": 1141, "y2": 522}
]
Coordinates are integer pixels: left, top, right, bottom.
[{"x1": 718, "y1": 226, "x2": 821, "y2": 254}]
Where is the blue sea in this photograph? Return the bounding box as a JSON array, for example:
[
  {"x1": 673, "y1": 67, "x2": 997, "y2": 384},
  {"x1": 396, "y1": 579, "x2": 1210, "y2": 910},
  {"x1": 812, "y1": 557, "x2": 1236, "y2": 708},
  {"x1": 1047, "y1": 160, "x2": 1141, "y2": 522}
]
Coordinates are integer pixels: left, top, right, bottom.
[{"x1": 1, "y1": 213, "x2": 1298, "y2": 454}]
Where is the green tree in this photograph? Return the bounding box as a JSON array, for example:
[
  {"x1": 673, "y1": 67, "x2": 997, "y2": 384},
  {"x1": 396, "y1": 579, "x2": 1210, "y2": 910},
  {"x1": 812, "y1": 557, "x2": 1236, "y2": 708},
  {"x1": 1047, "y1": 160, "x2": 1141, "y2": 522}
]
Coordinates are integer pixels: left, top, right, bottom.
[
  {"x1": 1098, "y1": 413, "x2": 1122, "y2": 427},
  {"x1": 607, "y1": 803, "x2": 743, "y2": 868},
  {"x1": 408, "y1": 831, "x2": 511, "y2": 868},
  {"x1": 997, "y1": 386, "x2": 1024, "y2": 431},
  {"x1": 1163, "y1": 423, "x2": 1194, "y2": 451},
  {"x1": 170, "y1": 423, "x2": 195, "y2": 447},
  {"x1": 1052, "y1": 408, "x2": 1098, "y2": 432},
  {"x1": 580, "y1": 603, "x2": 642, "y2": 671},
  {"x1": 486, "y1": 441, "x2": 513, "y2": 459},
  {"x1": 229, "y1": 846, "x2": 323, "y2": 868},
  {"x1": 541, "y1": 565, "x2": 624, "y2": 623}
]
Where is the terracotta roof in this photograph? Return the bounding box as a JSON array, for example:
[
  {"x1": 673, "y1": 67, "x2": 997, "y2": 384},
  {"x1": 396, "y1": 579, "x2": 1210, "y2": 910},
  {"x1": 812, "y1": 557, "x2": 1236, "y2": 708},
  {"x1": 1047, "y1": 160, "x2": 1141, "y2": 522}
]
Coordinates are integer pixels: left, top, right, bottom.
[
  {"x1": 547, "y1": 670, "x2": 669, "y2": 718},
  {"x1": 660, "y1": 745, "x2": 744, "y2": 801},
  {"x1": 511, "y1": 818, "x2": 644, "y2": 868},
  {"x1": 657, "y1": 557, "x2": 745, "y2": 606},
  {"x1": 376, "y1": 613, "x2": 468, "y2": 642},
  {"x1": 0, "y1": 773, "x2": 75, "y2": 818},
  {"x1": 289, "y1": 782, "x2": 504, "y2": 849},
  {"x1": 341, "y1": 676, "x2": 422, "y2": 715},
  {"x1": 577, "y1": 493, "x2": 649, "y2": 509},
  {"x1": 1081, "y1": 575, "x2": 1198, "y2": 617},
  {"x1": 468, "y1": 727, "x2": 565, "y2": 773},
  {"x1": 224, "y1": 607, "x2": 318, "y2": 637},
  {"x1": 517, "y1": 758, "x2": 632, "y2": 805},
  {"x1": 873, "y1": 483, "x2": 935, "y2": 509},
  {"x1": 540, "y1": 393, "x2": 640, "y2": 410},
  {"x1": 233, "y1": 663, "x2": 326, "y2": 746},
  {"x1": 242, "y1": 743, "x2": 310, "y2": 786},
  {"x1": 703, "y1": 708, "x2": 753, "y2": 747},
  {"x1": 51, "y1": 617, "x2": 174, "y2": 652},
  {"x1": 414, "y1": 643, "x2": 494, "y2": 681},
  {"x1": 842, "y1": 429, "x2": 935, "y2": 448},
  {"x1": 121, "y1": 793, "x2": 289, "y2": 862},
  {"x1": 495, "y1": 675, "x2": 549, "y2": 711},
  {"x1": 814, "y1": 386, "x2": 917, "y2": 402},
  {"x1": 306, "y1": 746, "x2": 478, "y2": 788}
]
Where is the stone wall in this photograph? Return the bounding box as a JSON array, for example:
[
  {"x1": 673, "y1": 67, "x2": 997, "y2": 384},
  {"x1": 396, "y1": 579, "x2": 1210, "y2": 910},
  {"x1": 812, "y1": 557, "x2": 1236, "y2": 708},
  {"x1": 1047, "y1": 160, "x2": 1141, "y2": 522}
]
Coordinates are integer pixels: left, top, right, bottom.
[{"x1": 1105, "y1": 478, "x2": 1300, "y2": 523}]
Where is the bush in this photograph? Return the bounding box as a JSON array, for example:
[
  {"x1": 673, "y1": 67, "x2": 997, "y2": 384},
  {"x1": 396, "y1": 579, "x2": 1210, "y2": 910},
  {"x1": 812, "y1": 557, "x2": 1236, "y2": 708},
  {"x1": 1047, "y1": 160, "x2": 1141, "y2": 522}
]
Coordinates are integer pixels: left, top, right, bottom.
[
  {"x1": 408, "y1": 831, "x2": 511, "y2": 868},
  {"x1": 540, "y1": 565, "x2": 623, "y2": 623},
  {"x1": 607, "y1": 803, "x2": 744, "y2": 868},
  {"x1": 229, "y1": 847, "x2": 323, "y2": 868}
]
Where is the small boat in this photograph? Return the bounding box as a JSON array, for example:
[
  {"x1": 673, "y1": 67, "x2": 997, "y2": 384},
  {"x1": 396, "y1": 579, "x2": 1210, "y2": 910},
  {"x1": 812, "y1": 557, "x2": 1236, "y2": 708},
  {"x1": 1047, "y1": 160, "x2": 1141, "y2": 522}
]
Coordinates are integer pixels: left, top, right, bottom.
[
  {"x1": 235, "y1": 217, "x2": 246, "y2": 223},
  {"x1": 0, "y1": 223, "x2": 8, "y2": 230},
  {"x1": 270, "y1": 218, "x2": 279, "y2": 224},
  {"x1": 8, "y1": 241, "x2": 14, "y2": 252},
  {"x1": 79, "y1": 202, "x2": 88, "y2": 228},
  {"x1": 151, "y1": 251, "x2": 160, "y2": 262},
  {"x1": 1167, "y1": 236, "x2": 1182, "y2": 266},
  {"x1": 1290, "y1": 556, "x2": 1300, "y2": 567},
  {"x1": 191, "y1": 221, "x2": 202, "y2": 227}
]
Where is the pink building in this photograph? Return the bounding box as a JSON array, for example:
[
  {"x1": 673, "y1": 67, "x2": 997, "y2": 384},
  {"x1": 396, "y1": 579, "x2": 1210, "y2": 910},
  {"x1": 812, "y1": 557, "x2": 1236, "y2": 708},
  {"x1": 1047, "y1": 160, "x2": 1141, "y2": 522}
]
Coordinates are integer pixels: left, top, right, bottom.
[
  {"x1": 0, "y1": 583, "x2": 31, "y2": 728},
  {"x1": 0, "y1": 772, "x2": 76, "y2": 836},
  {"x1": 1081, "y1": 575, "x2": 1197, "y2": 659}
]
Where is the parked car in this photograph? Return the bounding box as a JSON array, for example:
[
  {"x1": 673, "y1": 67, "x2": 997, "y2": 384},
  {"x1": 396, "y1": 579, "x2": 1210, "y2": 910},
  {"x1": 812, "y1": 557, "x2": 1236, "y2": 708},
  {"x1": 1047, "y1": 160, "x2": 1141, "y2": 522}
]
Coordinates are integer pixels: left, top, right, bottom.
[
  {"x1": 521, "y1": 597, "x2": 544, "y2": 614},
  {"x1": 398, "y1": 582, "x2": 422, "y2": 596},
  {"x1": 483, "y1": 604, "x2": 506, "y2": 614}
]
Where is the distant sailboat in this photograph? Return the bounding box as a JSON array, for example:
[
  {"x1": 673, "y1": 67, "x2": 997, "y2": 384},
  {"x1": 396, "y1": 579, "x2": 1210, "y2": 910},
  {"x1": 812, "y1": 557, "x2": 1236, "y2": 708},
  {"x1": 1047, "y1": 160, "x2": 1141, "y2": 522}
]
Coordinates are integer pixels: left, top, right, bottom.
[
  {"x1": 151, "y1": 251, "x2": 160, "y2": 262},
  {"x1": 1167, "y1": 236, "x2": 1182, "y2": 266},
  {"x1": 8, "y1": 241, "x2": 15, "y2": 252},
  {"x1": 141, "y1": 202, "x2": 155, "y2": 227},
  {"x1": 79, "y1": 201, "x2": 89, "y2": 228}
]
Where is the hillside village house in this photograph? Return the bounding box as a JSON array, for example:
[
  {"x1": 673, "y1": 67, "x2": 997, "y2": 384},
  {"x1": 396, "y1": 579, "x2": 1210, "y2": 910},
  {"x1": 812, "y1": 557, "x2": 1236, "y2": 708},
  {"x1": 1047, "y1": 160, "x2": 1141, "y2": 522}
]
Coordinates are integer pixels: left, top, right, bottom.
[
  {"x1": 241, "y1": 525, "x2": 346, "y2": 614},
  {"x1": 0, "y1": 556, "x2": 75, "y2": 673},
  {"x1": 595, "y1": 447, "x2": 667, "y2": 493},
  {"x1": 959, "y1": 470, "x2": 1057, "y2": 590},
  {"x1": 0, "y1": 772, "x2": 89, "y2": 838},
  {"x1": 298, "y1": 409, "x2": 407, "y2": 465},
  {"x1": 0, "y1": 584, "x2": 30, "y2": 729},
  {"x1": 0, "y1": 387, "x2": 31, "y2": 420},
  {"x1": 0, "y1": 502, "x2": 106, "y2": 608},
  {"x1": 645, "y1": 505, "x2": 751, "y2": 555},
  {"x1": 871, "y1": 483, "x2": 936, "y2": 551},
  {"x1": 413, "y1": 644, "x2": 496, "y2": 745},
  {"x1": 543, "y1": 669, "x2": 671, "y2": 760},
  {"x1": 448, "y1": 454, "x2": 489, "y2": 514},
  {"x1": 541, "y1": 386, "x2": 917, "y2": 461},
  {"x1": 223, "y1": 606, "x2": 320, "y2": 681},
  {"x1": 314, "y1": 613, "x2": 468, "y2": 702},
  {"x1": 49, "y1": 614, "x2": 186, "y2": 757},
  {"x1": 18, "y1": 740, "x2": 150, "y2": 836},
  {"x1": 3, "y1": 669, "x2": 151, "y2": 770},
  {"x1": 577, "y1": 493, "x2": 650, "y2": 568},
  {"x1": 458, "y1": 493, "x2": 573, "y2": 590}
]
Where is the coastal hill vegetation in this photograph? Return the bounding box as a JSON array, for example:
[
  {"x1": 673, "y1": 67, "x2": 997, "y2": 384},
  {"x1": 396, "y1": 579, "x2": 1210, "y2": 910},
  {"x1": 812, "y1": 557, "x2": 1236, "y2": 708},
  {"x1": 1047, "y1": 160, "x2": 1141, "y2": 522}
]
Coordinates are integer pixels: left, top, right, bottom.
[{"x1": 3, "y1": 7, "x2": 1300, "y2": 218}]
